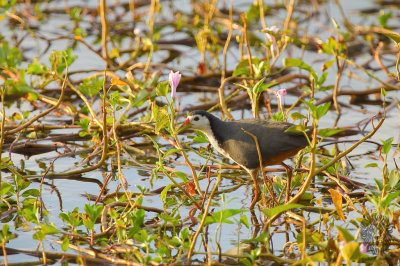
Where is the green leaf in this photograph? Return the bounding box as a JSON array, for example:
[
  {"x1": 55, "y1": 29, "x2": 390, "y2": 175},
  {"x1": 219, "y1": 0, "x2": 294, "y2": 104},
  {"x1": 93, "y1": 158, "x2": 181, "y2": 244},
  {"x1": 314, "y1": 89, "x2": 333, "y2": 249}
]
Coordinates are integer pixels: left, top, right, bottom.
[
  {"x1": 132, "y1": 89, "x2": 149, "y2": 107},
  {"x1": 61, "y1": 236, "x2": 69, "y2": 251},
  {"x1": 203, "y1": 209, "x2": 248, "y2": 225},
  {"x1": 27, "y1": 59, "x2": 47, "y2": 75},
  {"x1": 109, "y1": 48, "x2": 120, "y2": 58},
  {"x1": 79, "y1": 131, "x2": 89, "y2": 137},
  {"x1": 285, "y1": 125, "x2": 306, "y2": 133},
  {"x1": 161, "y1": 183, "x2": 173, "y2": 203},
  {"x1": 174, "y1": 171, "x2": 189, "y2": 182},
  {"x1": 0, "y1": 41, "x2": 22, "y2": 68},
  {"x1": 255, "y1": 82, "x2": 278, "y2": 94},
  {"x1": 21, "y1": 188, "x2": 39, "y2": 197},
  {"x1": 341, "y1": 242, "x2": 360, "y2": 263},
  {"x1": 59, "y1": 212, "x2": 70, "y2": 223},
  {"x1": 322, "y1": 60, "x2": 335, "y2": 71},
  {"x1": 316, "y1": 102, "x2": 331, "y2": 120},
  {"x1": 192, "y1": 132, "x2": 209, "y2": 143},
  {"x1": 364, "y1": 163, "x2": 378, "y2": 168},
  {"x1": 49, "y1": 49, "x2": 76, "y2": 74},
  {"x1": 378, "y1": 10, "x2": 392, "y2": 28},
  {"x1": 219, "y1": 209, "x2": 248, "y2": 220},
  {"x1": 154, "y1": 105, "x2": 169, "y2": 133},
  {"x1": 289, "y1": 112, "x2": 306, "y2": 121},
  {"x1": 336, "y1": 226, "x2": 354, "y2": 242},
  {"x1": 271, "y1": 111, "x2": 284, "y2": 121},
  {"x1": 319, "y1": 85, "x2": 334, "y2": 91},
  {"x1": 262, "y1": 203, "x2": 304, "y2": 218},
  {"x1": 1, "y1": 224, "x2": 9, "y2": 236},
  {"x1": 374, "y1": 178, "x2": 383, "y2": 191},
  {"x1": 320, "y1": 37, "x2": 346, "y2": 55},
  {"x1": 310, "y1": 252, "x2": 325, "y2": 262},
  {"x1": 23, "y1": 110, "x2": 30, "y2": 119},
  {"x1": 318, "y1": 128, "x2": 345, "y2": 138},
  {"x1": 156, "y1": 81, "x2": 169, "y2": 97},
  {"x1": 0, "y1": 182, "x2": 12, "y2": 196},
  {"x1": 381, "y1": 137, "x2": 393, "y2": 155},
  {"x1": 26, "y1": 92, "x2": 38, "y2": 101},
  {"x1": 233, "y1": 58, "x2": 260, "y2": 77},
  {"x1": 384, "y1": 32, "x2": 400, "y2": 44},
  {"x1": 381, "y1": 190, "x2": 400, "y2": 208},
  {"x1": 317, "y1": 72, "x2": 328, "y2": 86},
  {"x1": 41, "y1": 224, "x2": 59, "y2": 235},
  {"x1": 162, "y1": 148, "x2": 187, "y2": 159},
  {"x1": 240, "y1": 215, "x2": 249, "y2": 229},
  {"x1": 283, "y1": 58, "x2": 317, "y2": 80},
  {"x1": 389, "y1": 170, "x2": 400, "y2": 189},
  {"x1": 301, "y1": 100, "x2": 317, "y2": 119},
  {"x1": 76, "y1": 118, "x2": 90, "y2": 129},
  {"x1": 252, "y1": 77, "x2": 266, "y2": 94},
  {"x1": 245, "y1": 3, "x2": 259, "y2": 22},
  {"x1": 232, "y1": 68, "x2": 250, "y2": 77},
  {"x1": 243, "y1": 233, "x2": 268, "y2": 243},
  {"x1": 78, "y1": 77, "x2": 103, "y2": 97},
  {"x1": 381, "y1": 88, "x2": 387, "y2": 97}
]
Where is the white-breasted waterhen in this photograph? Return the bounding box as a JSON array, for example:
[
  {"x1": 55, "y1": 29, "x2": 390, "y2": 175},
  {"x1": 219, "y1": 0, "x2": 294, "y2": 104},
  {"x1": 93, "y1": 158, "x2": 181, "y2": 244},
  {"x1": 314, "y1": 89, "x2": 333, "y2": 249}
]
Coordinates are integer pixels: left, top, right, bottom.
[{"x1": 184, "y1": 110, "x2": 309, "y2": 208}]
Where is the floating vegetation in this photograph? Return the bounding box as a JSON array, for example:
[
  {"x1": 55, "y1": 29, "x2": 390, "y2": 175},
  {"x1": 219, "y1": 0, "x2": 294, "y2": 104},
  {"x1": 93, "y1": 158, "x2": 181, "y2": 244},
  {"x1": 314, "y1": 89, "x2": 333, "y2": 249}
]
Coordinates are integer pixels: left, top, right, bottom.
[{"x1": 0, "y1": 0, "x2": 400, "y2": 264}]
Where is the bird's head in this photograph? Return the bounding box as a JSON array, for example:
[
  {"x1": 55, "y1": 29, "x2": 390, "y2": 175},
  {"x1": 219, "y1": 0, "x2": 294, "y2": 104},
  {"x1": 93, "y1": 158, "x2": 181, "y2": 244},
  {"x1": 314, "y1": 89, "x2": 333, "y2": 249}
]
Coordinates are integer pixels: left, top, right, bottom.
[{"x1": 183, "y1": 111, "x2": 213, "y2": 131}]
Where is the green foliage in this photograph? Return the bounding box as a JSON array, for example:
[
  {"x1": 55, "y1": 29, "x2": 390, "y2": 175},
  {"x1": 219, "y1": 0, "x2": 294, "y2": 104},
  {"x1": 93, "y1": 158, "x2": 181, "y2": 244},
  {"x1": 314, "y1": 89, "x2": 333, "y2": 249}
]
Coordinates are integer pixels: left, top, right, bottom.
[
  {"x1": 0, "y1": 0, "x2": 17, "y2": 13},
  {"x1": 284, "y1": 58, "x2": 317, "y2": 81},
  {"x1": 59, "y1": 207, "x2": 83, "y2": 229},
  {"x1": 132, "y1": 89, "x2": 149, "y2": 107},
  {"x1": 156, "y1": 80, "x2": 169, "y2": 97},
  {"x1": 302, "y1": 100, "x2": 331, "y2": 122},
  {"x1": 0, "y1": 1, "x2": 397, "y2": 264},
  {"x1": 378, "y1": 10, "x2": 392, "y2": 28},
  {"x1": 201, "y1": 209, "x2": 248, "y2": 225},
  {"x1": 27, "y1": 58, "x2": 48, "y2": 75},
  {"x1": 262, "y1": 203, "x2": 304, "y2": 218},
  {"x1": 318, "y1": 128, "x2": 345, "y2": 138},
  {"x1": 0, "y1": 41, "x2": 22, "y2": 68},
  {"x1": 79, "y1": 76, "x2": 103, "y2": 97},
  {"x1": 290, "y1": 112, "x2": 306, "y2": 121},
  {"x1": 76, "y1": 118, "x2": 91, "y2": 137},
  {"x1": 381, "y1": 137, "x2": 393, "y2": 155},
  {"x1": 0, "y1": 224, "x2": 16, "y2": 245},
  {"x1": 153, "y1": 104, "x2": 169, "y2": 133},
  {"x1": 83, "y1": 204, "x2": 103, "y2": 230},
  {"x1": 341, "y1": 242, "x2": 361, "y2": 263},
  {"x1": 161, "y1": 183, "x2": 173, "y2": 203},
  {"x1": 49, "y1": 49, "x2": 76, "y2": 74},
  {"x1": 233, "y1": 57, "x2": 269, "y2": 77},
  {"x1": 319, "y1": 37, "x2": 347, "y2": 56}
]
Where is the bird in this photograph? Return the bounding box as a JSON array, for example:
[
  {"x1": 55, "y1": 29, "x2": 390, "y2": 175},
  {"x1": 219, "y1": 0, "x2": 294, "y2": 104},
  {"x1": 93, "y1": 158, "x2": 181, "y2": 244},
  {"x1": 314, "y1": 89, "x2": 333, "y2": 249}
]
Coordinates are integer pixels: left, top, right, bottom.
[{"x1": 183, "y1": 110, "x2": 309, "y2": 209}]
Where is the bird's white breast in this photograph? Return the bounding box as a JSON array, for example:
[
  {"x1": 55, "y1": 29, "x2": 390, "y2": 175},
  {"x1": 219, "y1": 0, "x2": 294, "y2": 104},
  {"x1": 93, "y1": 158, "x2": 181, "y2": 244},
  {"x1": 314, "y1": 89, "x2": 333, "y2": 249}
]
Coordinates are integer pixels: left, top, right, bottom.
[{"x1": 202, "y1": 128, "x2": 234, "y2": 162}]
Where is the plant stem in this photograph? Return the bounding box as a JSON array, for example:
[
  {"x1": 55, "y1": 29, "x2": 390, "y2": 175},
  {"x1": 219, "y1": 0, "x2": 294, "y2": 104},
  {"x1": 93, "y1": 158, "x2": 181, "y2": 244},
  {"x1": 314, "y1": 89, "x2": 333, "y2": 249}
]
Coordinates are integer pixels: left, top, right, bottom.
[
  {"x1": 187, "y1": 171, "x2": 222, "y2": 261},
  {"x1": 99, "y1": 0, "x2": 109, "y2": 62}
]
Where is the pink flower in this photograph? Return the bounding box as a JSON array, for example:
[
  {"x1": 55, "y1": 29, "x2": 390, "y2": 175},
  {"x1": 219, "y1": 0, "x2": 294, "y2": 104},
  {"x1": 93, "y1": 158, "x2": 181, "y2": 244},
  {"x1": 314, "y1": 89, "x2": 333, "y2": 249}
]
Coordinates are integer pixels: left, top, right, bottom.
[
  {"x1": 265, "y1": 26, "x2": 279, "y2": 54},
  {"x1": 277, "y1": 88, "x2": 287, "y2": 108},
  {"x1": 360, "y1": 243, "x2": 369, "y2": 253},
  {"x1": 133, "y1": 28, "x2": 142, "y2": 36},
  {"x1": 169, "y1": 70, "x2": 181, "y2": 98}
]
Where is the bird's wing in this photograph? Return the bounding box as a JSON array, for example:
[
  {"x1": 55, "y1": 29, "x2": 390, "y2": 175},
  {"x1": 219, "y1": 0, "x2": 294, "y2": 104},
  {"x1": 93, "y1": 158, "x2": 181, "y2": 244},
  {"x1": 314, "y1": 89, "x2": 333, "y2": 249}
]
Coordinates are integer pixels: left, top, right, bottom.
[{"x1": 227, "y1": 120, "x2": 308, "y2": 168}]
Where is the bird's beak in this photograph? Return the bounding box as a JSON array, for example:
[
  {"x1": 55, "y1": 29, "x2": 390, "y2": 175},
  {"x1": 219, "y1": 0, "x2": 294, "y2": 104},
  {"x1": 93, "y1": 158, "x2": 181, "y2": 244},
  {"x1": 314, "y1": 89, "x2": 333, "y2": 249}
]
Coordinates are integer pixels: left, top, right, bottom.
[
  {"x1": 176, "y1": 118, "x2": 191, "y2": 134},
  {"x1": 183, "y1": 118, "x2": 190, "y2": 127}
]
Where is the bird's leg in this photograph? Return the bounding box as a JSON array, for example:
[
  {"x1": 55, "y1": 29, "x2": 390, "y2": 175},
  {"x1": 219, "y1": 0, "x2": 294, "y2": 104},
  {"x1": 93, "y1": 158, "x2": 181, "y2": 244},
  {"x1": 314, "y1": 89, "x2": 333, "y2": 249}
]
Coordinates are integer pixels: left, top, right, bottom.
[
  {"x1": 249, "y1": 170, "x2": 260, "y2": 210},
  {"x1": 282, "y1": 162, "x2": 293, "y2": 203}
]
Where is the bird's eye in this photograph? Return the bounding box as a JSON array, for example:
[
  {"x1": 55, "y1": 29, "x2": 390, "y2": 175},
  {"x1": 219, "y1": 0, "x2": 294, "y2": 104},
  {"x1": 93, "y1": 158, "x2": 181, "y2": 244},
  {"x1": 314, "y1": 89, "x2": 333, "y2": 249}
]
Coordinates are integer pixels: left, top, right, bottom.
[{"x1": 194, "y1": 116, "x2": 199, "y2": 121}]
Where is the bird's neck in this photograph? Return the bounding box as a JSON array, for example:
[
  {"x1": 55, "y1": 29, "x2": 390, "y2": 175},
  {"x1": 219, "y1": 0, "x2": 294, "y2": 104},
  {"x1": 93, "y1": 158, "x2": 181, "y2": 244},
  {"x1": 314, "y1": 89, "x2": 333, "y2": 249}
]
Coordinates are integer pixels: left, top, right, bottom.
[{"x1": 202, "y1": 117, "x2": 230, "y2": 157}]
